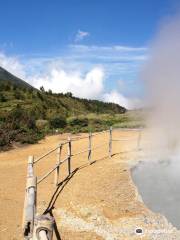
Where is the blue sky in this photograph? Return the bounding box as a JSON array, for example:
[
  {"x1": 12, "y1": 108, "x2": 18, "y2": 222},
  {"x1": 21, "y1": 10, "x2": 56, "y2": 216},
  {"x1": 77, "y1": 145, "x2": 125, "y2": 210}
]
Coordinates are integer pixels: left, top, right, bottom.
[{"x1": 0, "y1": 0, "x2": 179, "y2": 108}]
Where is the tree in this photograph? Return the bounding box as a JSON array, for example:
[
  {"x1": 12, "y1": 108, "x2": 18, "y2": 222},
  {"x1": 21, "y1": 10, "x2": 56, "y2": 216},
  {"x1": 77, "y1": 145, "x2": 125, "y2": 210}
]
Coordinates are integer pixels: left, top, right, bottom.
[
  {"x1": 65, "y1": 92, "x2": 73, "y2": 98},
  {"x1": 40, "y1": 86, "x2": 45, "y2": 92},
  {"x1": 49, "y1": 116, "x2": 67, "y2": 129},
  {"x1": 36, "y1": 91, "x2": 44, "y2": 100},
  {"x1": 48, "y1": 89, "x2": 53, "y2": 95}
]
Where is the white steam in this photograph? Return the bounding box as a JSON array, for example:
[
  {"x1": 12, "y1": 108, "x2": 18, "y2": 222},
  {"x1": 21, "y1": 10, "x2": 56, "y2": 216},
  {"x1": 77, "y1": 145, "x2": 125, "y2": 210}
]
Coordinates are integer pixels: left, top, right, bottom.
[{"x1": 142, "y1": 15, "x2": 180, "y2": 154}]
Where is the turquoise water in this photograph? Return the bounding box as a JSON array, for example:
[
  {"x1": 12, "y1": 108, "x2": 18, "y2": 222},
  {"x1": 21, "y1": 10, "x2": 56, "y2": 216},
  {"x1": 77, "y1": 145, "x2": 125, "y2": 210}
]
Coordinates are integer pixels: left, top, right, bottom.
[{"x1": 131, "y1": 157, "x2": 180, "y2": 229}]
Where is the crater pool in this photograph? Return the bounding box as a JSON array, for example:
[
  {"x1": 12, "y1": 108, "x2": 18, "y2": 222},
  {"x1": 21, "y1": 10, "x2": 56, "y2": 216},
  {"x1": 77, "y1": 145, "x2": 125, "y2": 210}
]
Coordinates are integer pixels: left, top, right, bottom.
[{"x1": 131, "y1": 156, "x2": 180, "y2": 229}]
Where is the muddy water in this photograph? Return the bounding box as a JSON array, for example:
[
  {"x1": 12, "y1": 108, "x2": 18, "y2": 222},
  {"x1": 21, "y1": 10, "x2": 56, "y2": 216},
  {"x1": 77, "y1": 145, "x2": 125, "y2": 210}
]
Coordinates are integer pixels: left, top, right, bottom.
[{"x1": 131, "y1": 156, "x2": 180, "y2": 229}]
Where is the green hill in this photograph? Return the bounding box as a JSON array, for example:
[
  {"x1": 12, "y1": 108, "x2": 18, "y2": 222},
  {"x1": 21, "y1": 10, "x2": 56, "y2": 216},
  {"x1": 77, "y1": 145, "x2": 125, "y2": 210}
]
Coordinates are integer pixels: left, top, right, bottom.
[
  {"x1": 0, "y1": 66, "x2": 33, "y2": 89},
  {"x1": 0, "y1": 66, "x2": 129, "y2": 150},
  {"x1": 0, "y1": 66, "x2": 125, "y2": 116}
]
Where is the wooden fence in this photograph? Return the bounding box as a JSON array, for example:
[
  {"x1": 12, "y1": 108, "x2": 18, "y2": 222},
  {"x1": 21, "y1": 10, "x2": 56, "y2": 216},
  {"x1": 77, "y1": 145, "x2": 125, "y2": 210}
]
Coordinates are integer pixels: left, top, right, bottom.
[{"x1": 22, "y1": 127, "x2": 142, "y2": 240}]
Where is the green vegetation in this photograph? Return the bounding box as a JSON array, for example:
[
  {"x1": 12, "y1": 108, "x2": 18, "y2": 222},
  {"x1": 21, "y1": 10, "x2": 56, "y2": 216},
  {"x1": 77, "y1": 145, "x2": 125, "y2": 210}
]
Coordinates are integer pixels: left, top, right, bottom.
[
  {"x1": 0, "y1": 66, "x2": 145, "y2": 151},
  {"x1": 49, "y1": 116, "x2": 67, "y2": 129},
  {"x1": 66, "y1": 111, "x2": 145, "y2": 134}
]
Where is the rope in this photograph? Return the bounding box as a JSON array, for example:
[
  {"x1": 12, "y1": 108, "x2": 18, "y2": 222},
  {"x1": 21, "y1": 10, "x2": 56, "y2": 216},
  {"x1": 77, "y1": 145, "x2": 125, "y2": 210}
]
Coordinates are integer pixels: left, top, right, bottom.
[
  {"x1": 91, "y1": 130, "x2": 109, "y2": 137},
  {"x1": 37, "y1": 157, "x2": 68, "y2": 184},
  {"x1": 34, "y1": 128, "x2": 142, "y2": 184},
  {"x1": 34, "y1": 147, "x2": 59, "y2": 164},
  {"x1": 72, "y1": 148, "x2": 89, "y2": 157},
  {"x1": 91, "y1": 142, "x2": 108, "y2": 151},
  {"x1": 112, "y1": 137, "x2": 138, "y2": 141},
  {"x1": 71, "y1": 135, "x2": 89, "y2": 141},
  {"x1": 113, "y1": 127, "x2": 143, "y2": 131},
  {"x1": 34, "y1": 141, "x2": 69, "y2": 164}
]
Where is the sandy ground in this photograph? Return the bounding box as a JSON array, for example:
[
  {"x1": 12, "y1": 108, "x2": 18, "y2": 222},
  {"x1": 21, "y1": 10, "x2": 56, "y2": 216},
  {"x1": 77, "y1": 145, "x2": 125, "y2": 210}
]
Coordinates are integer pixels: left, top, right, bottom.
[{"x1": 0, "y1": 129, "x2": 180, "y2": 240}]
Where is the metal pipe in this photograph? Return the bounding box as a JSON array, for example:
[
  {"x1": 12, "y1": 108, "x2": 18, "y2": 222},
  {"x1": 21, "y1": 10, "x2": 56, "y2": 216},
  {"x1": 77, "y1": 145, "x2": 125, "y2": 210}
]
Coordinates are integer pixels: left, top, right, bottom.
[
  {"x1": 39, "y1": 230, "x2": 48, "y2": 240},
  {"x1": 33, "y1": 214, "x2": 54, "y2": 240},
  {"x1": 25, "y1": 187, "x2": 36, "y2": 222},
  {"x1": 23, "y1": 156, "x2": 37, "y2": 239}
]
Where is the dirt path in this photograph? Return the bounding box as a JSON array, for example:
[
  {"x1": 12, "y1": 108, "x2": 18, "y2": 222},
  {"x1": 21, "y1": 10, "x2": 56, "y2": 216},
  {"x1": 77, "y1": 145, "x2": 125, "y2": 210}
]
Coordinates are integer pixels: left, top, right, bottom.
[{"x1": 0, "y1": 130, "x2": 180, "y2": 240}]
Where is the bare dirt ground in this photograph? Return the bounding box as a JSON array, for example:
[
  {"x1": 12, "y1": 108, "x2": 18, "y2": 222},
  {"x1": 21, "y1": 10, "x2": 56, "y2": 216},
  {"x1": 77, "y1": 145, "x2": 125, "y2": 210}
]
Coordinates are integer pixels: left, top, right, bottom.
[{"x1": 0, "y1": 129, "x2": 180, "y2": 240}]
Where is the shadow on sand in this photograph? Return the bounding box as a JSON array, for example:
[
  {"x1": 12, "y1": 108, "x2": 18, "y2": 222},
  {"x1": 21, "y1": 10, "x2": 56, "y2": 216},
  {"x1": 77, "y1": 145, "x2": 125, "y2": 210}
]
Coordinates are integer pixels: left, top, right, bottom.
[{"x1": 42, "y1": 149, "x2": 138, "y2": 239}]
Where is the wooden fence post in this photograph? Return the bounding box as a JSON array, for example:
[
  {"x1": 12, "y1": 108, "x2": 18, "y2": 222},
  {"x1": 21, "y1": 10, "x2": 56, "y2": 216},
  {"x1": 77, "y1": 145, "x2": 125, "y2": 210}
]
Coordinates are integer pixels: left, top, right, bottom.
[
  {"x1": 67, "y1": 136, "x2": 72, "y2": 175},
  {"x1": 88, "y1": 132, "x2": 92, "y2": 163},
  {"x1": 54, "y1": 144, "x2": 62, "y2": 187},
  {"x1": 137, "y1": 129, "x2": 142, "y2": 150},
  {"x1": 109, "y1": 127, "x2": 112, "y2": 157},
  {"x1": 23, "y1": 155, "x2": 37, "y2": 239}
]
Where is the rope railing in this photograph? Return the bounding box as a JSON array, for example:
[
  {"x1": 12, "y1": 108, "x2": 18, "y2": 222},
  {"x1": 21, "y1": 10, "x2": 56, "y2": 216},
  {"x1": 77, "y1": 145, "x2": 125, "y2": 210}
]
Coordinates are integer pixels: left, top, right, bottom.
[
  {"x1": 71, "y1": 142, "x2": 109, "y2": 157},
  {"x1": 34, "y1": 146, "x2": 59, "y2": 164},
  {"x1": 90, "y1": 129, "x2": 110, "y2": 137},
  {"x1": 37, "y1": 162, "x2": 61, "y2": 185},
  {"x1": 112, "y1": 137, "x2": 138, "y2": 141},
  {"x1": 113, "y1": 127, "x2": 144, "y2": 131},
  {"x1": 34, "y1": 141, "x2": 69, "y2": 164},
  {"x1": 72, "y1": 148, "x2": 89, "y2": 157},
  {"x1": 33, "y1": 131, "x2": 109, "y2": 165},
  {"x1": 90, "y1": 142, "x2": 109, "y2": 151},
  {"x1": 70, "y1": 129, "x2": 110, "y2": 142},
  {"x1": 22, "y1": 127, "x2": 142, "y2": 240},
  {"x1": 70, "y1": 135, "x2": 89, "y2": 141}
]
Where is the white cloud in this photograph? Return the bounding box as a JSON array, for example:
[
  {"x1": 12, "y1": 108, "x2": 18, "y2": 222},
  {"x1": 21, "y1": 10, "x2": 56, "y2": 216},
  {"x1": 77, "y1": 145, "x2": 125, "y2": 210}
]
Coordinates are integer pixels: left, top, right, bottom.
[
  {"x1": 0, "y1": 42, "x2": 146, "y2": 109},
  {"x1": 103, "y1": 90, "x2": 142, "y2": 109},
  {"x1": 75, "y1": 30, "x2": 90, "y2": 42},
  {"x1": 103, "y1": 90, "x2": 130, "y2": 109},
  {"x1": 0, "y1": 52, "x2": 25, "y2": 78},
  {"x1": 70, "y1": 44, "x2": 147, "y2": 52},
  {"x1": 69, "y1": 44, "x2": 147, "y2": 57},
  {"x1": 31, "y1": 65, "x2": 142, "y2": 109},
  {"x1": 69, "y1": 44, "x2": 148, "y2": 77},
  {"x1": 31, "y1": 67, "x2": 104, "y2": 99}
]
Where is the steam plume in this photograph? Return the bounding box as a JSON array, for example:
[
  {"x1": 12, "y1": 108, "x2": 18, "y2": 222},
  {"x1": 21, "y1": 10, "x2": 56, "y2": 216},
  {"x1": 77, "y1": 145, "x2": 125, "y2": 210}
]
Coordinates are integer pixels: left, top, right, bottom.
[{"x1": 142, "y1": 15, "x2": 180, "y2": 154}]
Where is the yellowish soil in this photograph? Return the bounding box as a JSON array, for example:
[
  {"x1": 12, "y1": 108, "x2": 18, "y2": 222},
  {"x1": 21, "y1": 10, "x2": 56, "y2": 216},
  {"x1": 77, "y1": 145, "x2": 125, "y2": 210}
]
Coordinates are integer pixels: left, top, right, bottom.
[{"x1": 0, "y1": 130, "x2": 180, "y2": 240}]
